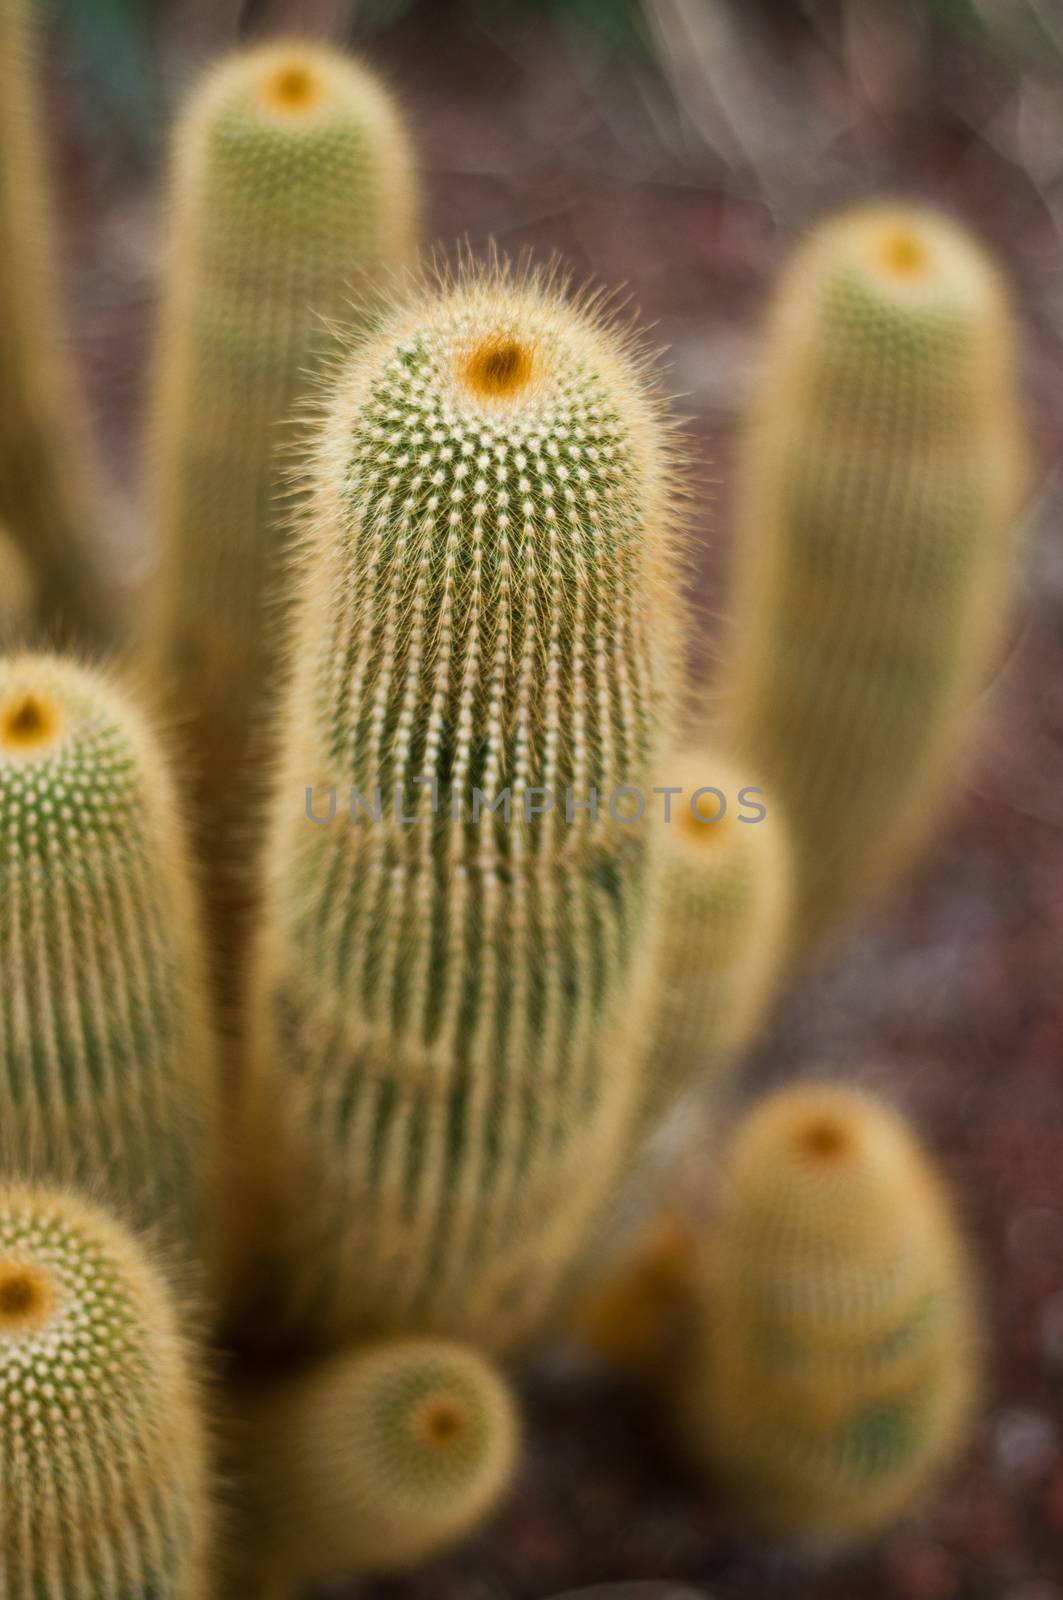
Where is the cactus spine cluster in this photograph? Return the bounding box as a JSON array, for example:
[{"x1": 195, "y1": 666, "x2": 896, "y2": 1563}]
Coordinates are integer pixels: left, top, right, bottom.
[
  {"x1": 0, "y1": 1185, "x2": 209, "y2": 1597},
  {"x1": 0, "y1": 655, "x2": 217, "y2": 1254},
  {"x1": 145, "y1": 41, "x2": 419, "y2": 914},
  {"x1": 724, "y1": 203, "x2": 1027, "y2": 941},
  {"x1": 0, "y1": 0, "x2": 111, "y2": 643},
  {"x1": 235, "y1": 1337, "x2": 518, "y2": 1587},
  {"x1": 639, "y1": 748, "x2": 791, "y2": 1126},
  {"x1": 243, "y1": 265, "x2": 685, "y2": 1351},
  {"x1": 681, "y1": 1083, "x2": 977, "y2": 1539}
]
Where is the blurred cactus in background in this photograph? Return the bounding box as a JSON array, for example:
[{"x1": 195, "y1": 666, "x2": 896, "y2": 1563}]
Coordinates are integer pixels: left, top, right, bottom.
[
  {"x1": 638, "y1": 747, "x2": 791, "y2": 1130},
  {"x1": 0, "y1": 655, "x2": 218, "y2": 1258},
  {"x1": 0, "y1": 1185, "x2": 209, "y2": 1597},
  {"x1": 724, "y1": 202, "x2": 1027, "y2": 945},
  {"x1": 233, "y1": 1336, "x2": 518, "y2": 1589},
  {"x1": 0, "y1": 0, "x2": 112, "y2": 645},
  {"x1": 0, "y1": 519, "x2": 35, "y2": 647},
  {"x1": 679, "y1": 1083, "x2": 977, "y2": 1539},
  {"x1": 144, "y1": 39, "x2": 419, "y2": 966},
  {"x1": 241, "y1": 263, "x2": 686, "y2": 1353}
]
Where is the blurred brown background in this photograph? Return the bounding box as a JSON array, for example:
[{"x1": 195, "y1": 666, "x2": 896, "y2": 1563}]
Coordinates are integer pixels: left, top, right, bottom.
[{"x1": 41, "y1": 0, "x2": 1063, "y2": 1594}]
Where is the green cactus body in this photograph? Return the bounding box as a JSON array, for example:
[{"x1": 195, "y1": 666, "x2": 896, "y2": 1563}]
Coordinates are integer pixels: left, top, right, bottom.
[
  {"x1": 0, "y1": 656, "x2": 217, "y2": 1254},
  {"x1": 724, "y1": 203, "x2": 1027, "y2": 942},
  {"x1": 0, "y1": 518, "x2": 34, "y2": 646},
  {"x1": 145, "y1": 40, "x2": 419, "y2": 910},
  {"x1": 0, "y1": 0, "x2": 111, "y2": 644},
  {"x1": 684, "y1": 1083, "x2": 977, "y2": 1539},
  {"x1": 242, "y1": 266, "x2": 684, "y2": 1352},
  {"x1": 234, "y1": 1337, "x2": 518, "y2": 1587},
  {"x1": 639, "y1": 748, "x2": 791, "y2": 1126},
  {"x1": 0, "y1": 1186, "x2": 209, "y2": 1597}
]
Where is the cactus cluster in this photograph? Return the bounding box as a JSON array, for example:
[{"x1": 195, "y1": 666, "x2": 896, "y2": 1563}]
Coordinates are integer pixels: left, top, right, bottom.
[
  {"x1": 241, "y1": 263, "x2": 685, "y2": 1352},
  {"x1": 0, "y1": 1, "x2": 1036, "y2": 1586},
  {"x1": 0, "y1": 654, "x2": 218, "y2": 1257},
  {"x1": 724, "y1": 203, "x2": 1027, "y2": 942},
  {"x1": 0, "y1": 1185, "x2": 209, "y2": 1597},
  {"x1": 681, "y1": 1084, "x2": 977, "y2": 1539},
  {"x1": 0, "y1": 0, "x2": 110, "y2": 642},
  {"x1": 146, "y1": 41, "x2": 419, "y2": 934},
  {"x1": 234, "y1": 1337, "x2": 519, "y2": 1590}
]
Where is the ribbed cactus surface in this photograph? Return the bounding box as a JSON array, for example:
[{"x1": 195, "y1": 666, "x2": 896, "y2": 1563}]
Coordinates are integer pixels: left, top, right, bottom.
[
  {"x1": 0, "y1": 1186, "x2": 209, "y2": 1597},
  {"x1": 0, "y1": 656, "x2": 217, "y2": 1253},
  {"x1": 683, "y1": 1083, "x2": 977, "y2": 1539},
  {"x1": 725, "y1": 203, "x2": 1027, "y2": 941},
  {"x1": 640, "y1": 748, "x2": 791, "y2": 1126},
  {"x1": 146, "y1": 40, "x2": 419, "y2": 916},
  {"x1": 236, "y1": 1337, "x2": 518, "y2": 1586},
  {"x1": 244, "y1": 265, "x2": 684, "y2": 1351},
  {"x1": 0, "y1": 0, "x2": 111, "y2": 643}
]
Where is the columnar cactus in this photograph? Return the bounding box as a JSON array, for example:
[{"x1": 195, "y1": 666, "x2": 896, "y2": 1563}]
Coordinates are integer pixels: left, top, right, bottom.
[
  {"x1": 0, "y1": 0, "x2": 112, "y2": 643},
  {"x1": 242, "y1": 264, "x2": 685, "y2": 1351},
  {"x1": 234, "y1": 1337, "x2": 518, "y2": 1587},
  {"x1": 639, "y1": 747, "x2": 791, "y2": 1126},
  {"x1": 145, "y1": 40, "x2": 419, "y2": 917},
  {"x1": 724, "y1": 202, "x2": 1027, "y2": 942},
  {"x1": 0, "y1": 655, "x2": 218, "y2": 1255},
  {"x1": 0, "y1": 1185, "x2": 209, "y2": 1597},
  {"x1": 681, "y1": 1083, "x2": 977, "y2": 1539},
  {"x1": 0, "y1": 517, "x2": 35, "y2": 646}
]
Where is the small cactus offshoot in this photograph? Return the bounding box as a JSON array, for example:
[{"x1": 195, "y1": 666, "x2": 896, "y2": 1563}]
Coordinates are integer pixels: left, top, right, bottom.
[
  {"x1": 0, "y1": 655, "x2": 218, "y2": 1257},
  {"x1": 234, "y1": 1336, "x2": 519, "y2": 1587},
  {"x1": 0, "y1": 1185, "x2": 209, "y2": 1597},
  {"x1": 241, "y1": 261, "x2": 686, "y2": 1352},
  {"x1": 724, "y1": 202, "x2": 1027, "y2": 943},
  {"x1": 681, "y1": 1082, "x2": 978, "y2": 1540}
]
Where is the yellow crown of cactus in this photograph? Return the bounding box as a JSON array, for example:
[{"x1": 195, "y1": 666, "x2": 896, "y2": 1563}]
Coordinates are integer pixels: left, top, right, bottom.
[
  {"x1": 0, "y1": 655, "x2": 217, "y2": 1255},
  {"x1": 0, "y1": 0, "x2": 111, "y2": 643},
  {"x1": 145, "y1": 39, "x2": 419, "y2": 936},
  {"x1": 682, "y1": 1082, "x2": 978, "y2": 1540},
  {"x1": 240, "y1": 262, "x2": 685, "y2": 1352},
  {"x1": 234, "y1": 1337, "x2": 519, "y2": 1588},
  {"x1": 638, "y1": 746, "x2": 791, "y2": 1128},
  {"x1": 0, "y1": 1185, "x2": 209, "y2": 1596},
  {"x1": 724, "y1": 202, "x2": 1028, "y2": 944}
]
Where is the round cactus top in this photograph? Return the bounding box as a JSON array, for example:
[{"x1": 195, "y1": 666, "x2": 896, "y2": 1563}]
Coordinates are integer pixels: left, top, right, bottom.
[
  {"x1": 0, "y1": 655, "x2": 163, "y2": 863},
  {"x1": 0, "y1": 1187, "x2": 177, "y2": 1448},
  {"x1": 323, "y1": 1337, "x2": 519, "y2": 1519}
]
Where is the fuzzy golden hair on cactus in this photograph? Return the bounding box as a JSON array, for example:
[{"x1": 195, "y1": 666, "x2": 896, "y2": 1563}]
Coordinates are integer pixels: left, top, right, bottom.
[
  {"x1": 232, "y1": 1337, "x2": 519, "y2": 1589},
  {"x1": 144, "y1": 39, "x2": 419, "y2": 943},
  {"x1": 0, "y1": 517, "x2": 35, "y2": 646},
  {"x1": 239, "y1": 260, "x2": 686, "y2": 1353},
  {"x1": 638, "y1": 747, "x2": 792, "y2": 1129},
  {"x1": 0, "y1": 654, "x2": 218, "y2": 1258},
  {"x1": 0, "y1": 1185, "x2": 210, "y2": 1596},
  {"x1": 0, "y1": 0, "x2": 112, "y2": 644},
  {"x1": 681, "y1": 1082, "x2": 978, "y2": 1541},
  {"x1": 723, "y1": 202, "x2": 1028, "y2": 944}
]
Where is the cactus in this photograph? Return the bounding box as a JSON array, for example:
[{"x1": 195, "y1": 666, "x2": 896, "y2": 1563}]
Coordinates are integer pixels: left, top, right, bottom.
[
  {"x1": 681, "y1": 1083, "x2": 978, "y2": 1539},
  {"x1": 0, "y1": 517, "x2": 35, "y2": 646},
  {"x1": 0, "y1": 1184, "x2": 209, "y2": 1597},
  {"x1": 144, "y1": 40, "x2": 419, "y2": 928},
  {"x1": 574, "y1": 1211, "x2": 699, "y2": 1383},
  {"x1": 240, "y1": 263, "x2": 685, "y2": 1352},
  {"x1": 0, "y1": 654, "x2": 218, "y2": 1255},
  {"x1": 234, "y1": 1336, "x2": 519, "y2": 1587},
  {"x1": 0, "y1": 0, "x2": 111, "y2": 643},
  {"x1": 723, "y1": 202, "x2": 1027, "y2": 942},
  {"x1": 639, "y1": 748, "x2": 791, "y2": 1126}
]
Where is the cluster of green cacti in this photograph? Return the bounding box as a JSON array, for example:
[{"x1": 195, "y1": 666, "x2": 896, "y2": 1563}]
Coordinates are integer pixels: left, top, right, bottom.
[
  {"x1": 0, "y1": 0, "x2": 1035, "y2": 1586},
  {"x1": 678, "y1": 1084, "x2": 978, "y2": 1539}
]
